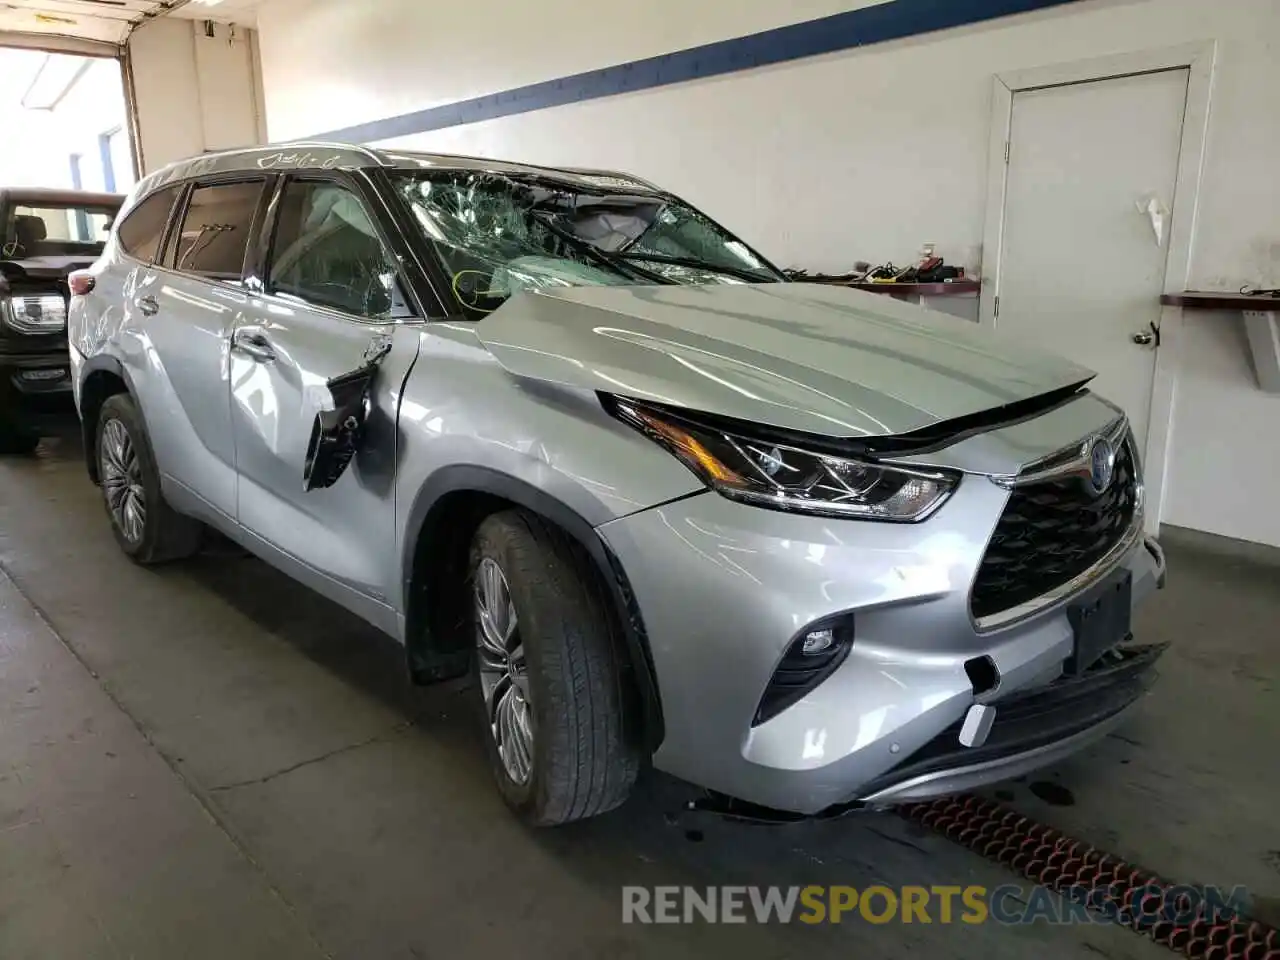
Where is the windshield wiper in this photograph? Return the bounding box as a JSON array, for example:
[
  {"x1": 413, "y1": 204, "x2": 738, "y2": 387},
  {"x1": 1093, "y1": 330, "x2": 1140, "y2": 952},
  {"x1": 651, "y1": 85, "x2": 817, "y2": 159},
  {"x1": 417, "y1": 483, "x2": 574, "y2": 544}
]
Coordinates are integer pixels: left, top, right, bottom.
[{"x1": 612, "y1": 252, "x2": 777, "y2": 284}]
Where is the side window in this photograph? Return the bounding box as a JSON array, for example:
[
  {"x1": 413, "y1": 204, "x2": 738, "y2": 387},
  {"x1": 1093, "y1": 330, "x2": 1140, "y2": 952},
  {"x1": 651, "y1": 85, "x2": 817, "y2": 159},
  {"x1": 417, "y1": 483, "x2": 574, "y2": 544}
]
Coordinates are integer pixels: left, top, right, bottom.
[
  {"x1": 172, "y1": 180, "x2": 264, "y2": 282},
  {"x1": 116, "y1": 185, "x2": 180, "y2": 263},
  {"x1": 266, "y1": 180, "x2": 409, "y2": 320}
]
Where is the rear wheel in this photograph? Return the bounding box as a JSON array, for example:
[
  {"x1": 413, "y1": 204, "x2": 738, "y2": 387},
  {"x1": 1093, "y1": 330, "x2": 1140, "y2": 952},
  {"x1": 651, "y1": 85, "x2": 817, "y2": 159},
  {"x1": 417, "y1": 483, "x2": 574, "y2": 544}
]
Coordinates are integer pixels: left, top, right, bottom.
[
  {"x1": 470, "y1": 510, "x2": 639, "y2": 825},
  {"x1": 96, "y1": 393, "x2": 202, "y2": 563}
]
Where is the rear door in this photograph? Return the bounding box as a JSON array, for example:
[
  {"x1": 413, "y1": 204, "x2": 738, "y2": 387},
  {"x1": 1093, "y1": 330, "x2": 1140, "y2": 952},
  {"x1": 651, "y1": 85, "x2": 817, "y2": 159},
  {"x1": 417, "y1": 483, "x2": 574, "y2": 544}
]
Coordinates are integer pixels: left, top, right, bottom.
[
  {"x1": 103, "y1": 177, "x2": 268, "y2": 519},
  {"x1": 229, "y1": 173, "x2": 422, "y2": 631},
  {"x1": 137, "y1": 177, "x2": 269, "y2": 517}
]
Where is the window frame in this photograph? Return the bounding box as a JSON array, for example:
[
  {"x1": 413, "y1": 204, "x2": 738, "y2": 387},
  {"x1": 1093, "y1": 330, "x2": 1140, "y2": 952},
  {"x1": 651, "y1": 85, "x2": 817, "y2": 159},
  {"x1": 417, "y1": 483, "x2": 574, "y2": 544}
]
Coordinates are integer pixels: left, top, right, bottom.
[
  {"x1": 253, "y1": 170, "x2": 430, "y2": 325},
  {"x1": 162, "y1": 174, "x2": 271, "y2": 283}
]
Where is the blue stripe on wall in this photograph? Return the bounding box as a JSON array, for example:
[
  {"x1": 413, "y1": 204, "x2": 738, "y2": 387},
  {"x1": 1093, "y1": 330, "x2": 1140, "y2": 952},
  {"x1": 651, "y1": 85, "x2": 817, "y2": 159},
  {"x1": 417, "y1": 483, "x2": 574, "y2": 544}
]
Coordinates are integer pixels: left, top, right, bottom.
[{"x1": 311, "y1": 0, "x2": 1081, "y2": 143}]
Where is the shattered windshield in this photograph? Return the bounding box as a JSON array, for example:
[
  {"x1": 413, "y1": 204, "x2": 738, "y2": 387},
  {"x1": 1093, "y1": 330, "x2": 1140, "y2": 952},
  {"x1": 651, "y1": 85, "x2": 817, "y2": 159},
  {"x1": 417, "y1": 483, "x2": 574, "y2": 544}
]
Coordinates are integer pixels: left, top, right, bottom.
[
  {"x1": 1, "y1": 202, "x2": 117, "y2": 262},
  {"x1": 392, "y1": 170, "x2": 782, "y2": 318}
]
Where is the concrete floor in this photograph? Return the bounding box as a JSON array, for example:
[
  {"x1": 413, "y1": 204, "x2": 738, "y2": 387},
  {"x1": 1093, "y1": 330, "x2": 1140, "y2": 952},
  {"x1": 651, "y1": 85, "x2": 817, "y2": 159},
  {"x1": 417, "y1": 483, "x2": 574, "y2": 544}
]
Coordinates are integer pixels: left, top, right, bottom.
[{"x1": 1, "y1": 417, "x2": 1277, "y2": 959}]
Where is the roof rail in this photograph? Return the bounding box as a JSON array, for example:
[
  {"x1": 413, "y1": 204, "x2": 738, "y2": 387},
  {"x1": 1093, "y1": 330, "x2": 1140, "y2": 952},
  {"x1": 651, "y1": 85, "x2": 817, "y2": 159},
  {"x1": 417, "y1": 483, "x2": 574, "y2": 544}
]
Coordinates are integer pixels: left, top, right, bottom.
[
  {"x1": 560, "y1": 166, "x2": 661, "y2": 190},
  {"x1": 264, "y1": 140, "x2": 389, "y2": 165}
]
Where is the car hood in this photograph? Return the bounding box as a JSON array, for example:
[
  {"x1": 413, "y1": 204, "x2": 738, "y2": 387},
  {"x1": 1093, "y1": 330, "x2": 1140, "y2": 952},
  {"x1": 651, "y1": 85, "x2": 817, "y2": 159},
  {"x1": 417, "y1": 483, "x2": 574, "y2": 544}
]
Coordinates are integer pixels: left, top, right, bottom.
[
  {"x1": 0, "y1": 255, "x2": 99, "y2": 285},
  {"x1": 475, "y1": 283, "x2": 1094, "y2": 439}
]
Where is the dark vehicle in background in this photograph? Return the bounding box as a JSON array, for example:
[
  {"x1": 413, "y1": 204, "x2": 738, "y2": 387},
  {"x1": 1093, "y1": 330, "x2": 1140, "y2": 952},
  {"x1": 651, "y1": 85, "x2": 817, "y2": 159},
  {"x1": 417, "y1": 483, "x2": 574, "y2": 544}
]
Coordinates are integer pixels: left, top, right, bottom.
[{"x1": 1, "y1": 187, "x2": 123, "y2": 453}]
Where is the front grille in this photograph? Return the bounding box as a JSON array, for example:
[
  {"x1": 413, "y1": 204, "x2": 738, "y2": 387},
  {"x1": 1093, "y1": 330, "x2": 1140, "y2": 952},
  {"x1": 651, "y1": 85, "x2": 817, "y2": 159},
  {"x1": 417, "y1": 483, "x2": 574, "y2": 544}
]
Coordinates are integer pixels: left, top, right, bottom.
[{"x1": 971, "y1": 438, "x2": 1139, "y2": 622}]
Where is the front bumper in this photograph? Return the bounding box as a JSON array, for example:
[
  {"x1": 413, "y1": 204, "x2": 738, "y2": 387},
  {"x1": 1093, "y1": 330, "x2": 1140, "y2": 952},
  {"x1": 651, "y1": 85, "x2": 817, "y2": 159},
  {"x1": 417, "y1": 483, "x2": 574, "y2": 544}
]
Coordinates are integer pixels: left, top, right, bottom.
[
  {"x1": 1, "y1": 350, "x2": 74, "y2": 427},
  {"x1": 598, "y1": 478, "x2": 1166, "y2": 815},
  {"x1": 856, "y1": 642, "x2": 1163, "y2": 803},
  {"x1": 4, "y1": 356, "x2": 73, "y2": 394}
]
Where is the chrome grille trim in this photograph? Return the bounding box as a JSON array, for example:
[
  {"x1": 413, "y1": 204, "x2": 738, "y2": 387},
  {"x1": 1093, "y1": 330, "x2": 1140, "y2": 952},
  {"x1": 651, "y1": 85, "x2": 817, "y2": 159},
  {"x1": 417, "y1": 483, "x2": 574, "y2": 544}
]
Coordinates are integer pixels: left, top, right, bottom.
[
  {"x1": 973, "y1": 416, "x2": 1143, "y2": 632},
  {"x1": 988, "y1": 415, "x2": 1129, "y2": 490}
]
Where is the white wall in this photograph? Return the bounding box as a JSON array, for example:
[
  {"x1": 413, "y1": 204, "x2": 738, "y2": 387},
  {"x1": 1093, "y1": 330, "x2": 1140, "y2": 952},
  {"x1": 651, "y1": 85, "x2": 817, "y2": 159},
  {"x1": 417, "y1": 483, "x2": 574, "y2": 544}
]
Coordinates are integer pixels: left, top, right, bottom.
[
  {"x1": 126, "y1": 18, "x2": 267, "y2": 174},
  {"x1": 255, "y1": 0, "x2": 1280, "y2": 546}
]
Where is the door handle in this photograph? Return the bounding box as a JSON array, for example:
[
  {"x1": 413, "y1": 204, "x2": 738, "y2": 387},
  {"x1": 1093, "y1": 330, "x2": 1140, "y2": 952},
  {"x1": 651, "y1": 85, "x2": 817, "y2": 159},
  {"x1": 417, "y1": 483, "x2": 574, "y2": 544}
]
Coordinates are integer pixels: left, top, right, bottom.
[
  {"x1": 231, "y1": 328, "x2": 276, "y2": 363},
  {"x1": 137, "y1": 295, "x2": 159, "y2": 317},
  {"x1": 1132, "y1": 321, "x2": 1161, "y2": 348}
]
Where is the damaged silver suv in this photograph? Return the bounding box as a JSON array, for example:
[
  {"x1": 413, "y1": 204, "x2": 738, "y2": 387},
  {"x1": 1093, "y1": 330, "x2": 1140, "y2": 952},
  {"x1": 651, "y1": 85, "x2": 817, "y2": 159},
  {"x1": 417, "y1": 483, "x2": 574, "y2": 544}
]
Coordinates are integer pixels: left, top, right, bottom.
[{"x1": 68, "y1": 143, "x2": 1167, "y2": 825}]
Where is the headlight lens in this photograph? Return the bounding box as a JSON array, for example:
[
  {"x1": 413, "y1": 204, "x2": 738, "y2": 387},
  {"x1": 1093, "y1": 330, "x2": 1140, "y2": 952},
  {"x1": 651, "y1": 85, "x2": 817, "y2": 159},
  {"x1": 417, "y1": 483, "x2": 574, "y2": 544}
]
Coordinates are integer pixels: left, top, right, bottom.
[
  {"x1": 613, "y1": 400, "x2": 958, "y2": 521},
  {"x1": 1, "y1": 294, "x2": 67, "y2": 334}
]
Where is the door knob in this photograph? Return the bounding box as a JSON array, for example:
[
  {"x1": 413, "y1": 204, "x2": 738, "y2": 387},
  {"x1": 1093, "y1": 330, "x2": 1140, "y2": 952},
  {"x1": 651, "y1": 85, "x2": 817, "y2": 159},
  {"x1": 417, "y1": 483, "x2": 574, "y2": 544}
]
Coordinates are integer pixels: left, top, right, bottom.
[{"x1": 1132, "y1": 321, "x2": 1161, "y2": 347}]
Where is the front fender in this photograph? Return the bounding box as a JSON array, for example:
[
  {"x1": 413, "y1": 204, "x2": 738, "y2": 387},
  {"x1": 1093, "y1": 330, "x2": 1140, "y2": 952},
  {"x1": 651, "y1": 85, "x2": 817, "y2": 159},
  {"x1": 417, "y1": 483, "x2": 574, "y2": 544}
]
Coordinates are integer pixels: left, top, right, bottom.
[{"x1": 399, "y1": 464, "x2": 669, "y2": 750}]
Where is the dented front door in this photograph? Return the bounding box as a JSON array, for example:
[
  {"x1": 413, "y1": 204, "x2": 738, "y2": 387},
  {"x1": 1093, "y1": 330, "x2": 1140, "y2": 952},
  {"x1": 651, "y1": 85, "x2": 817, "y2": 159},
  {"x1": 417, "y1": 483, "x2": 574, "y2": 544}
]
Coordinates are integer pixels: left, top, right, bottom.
[{"x1": 228, "y1": 300, "x2": 418, "y2": 632}]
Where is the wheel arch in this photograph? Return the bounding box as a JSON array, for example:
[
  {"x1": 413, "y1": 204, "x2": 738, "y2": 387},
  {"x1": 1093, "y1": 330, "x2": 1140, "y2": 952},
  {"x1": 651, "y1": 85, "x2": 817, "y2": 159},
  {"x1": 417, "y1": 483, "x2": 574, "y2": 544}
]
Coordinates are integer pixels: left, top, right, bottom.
[
  {"x1": 402, "y1": 465, "x2": 665, "y2": 752},
  {"x1": 78, "y1": 354, "x2": 137, "y2": 484}
]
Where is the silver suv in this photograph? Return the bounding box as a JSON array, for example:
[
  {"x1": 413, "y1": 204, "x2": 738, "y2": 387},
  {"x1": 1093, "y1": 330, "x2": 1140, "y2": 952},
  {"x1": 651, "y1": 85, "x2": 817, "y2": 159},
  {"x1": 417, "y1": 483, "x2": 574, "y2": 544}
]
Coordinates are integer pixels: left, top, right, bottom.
[{"x1": 68, "y1": 143, "x2": 1167, "y2": 825}]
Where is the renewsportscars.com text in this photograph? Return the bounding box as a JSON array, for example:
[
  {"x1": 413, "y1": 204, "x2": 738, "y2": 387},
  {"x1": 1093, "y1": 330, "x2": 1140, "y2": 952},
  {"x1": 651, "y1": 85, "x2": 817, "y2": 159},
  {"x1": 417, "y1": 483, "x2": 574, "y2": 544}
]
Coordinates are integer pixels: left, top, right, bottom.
[{"x1": 621, "y1": 884, "x2": 1249, "y2": 925}]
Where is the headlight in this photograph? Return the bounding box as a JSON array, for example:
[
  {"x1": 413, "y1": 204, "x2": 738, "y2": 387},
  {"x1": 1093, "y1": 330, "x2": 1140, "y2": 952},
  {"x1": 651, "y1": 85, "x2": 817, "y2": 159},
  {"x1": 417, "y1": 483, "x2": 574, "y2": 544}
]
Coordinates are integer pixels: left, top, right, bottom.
[
  {"x1": 612, "y1": 400, "x2": 958, "y2": 521},
  {"x1": 1, "y1": 294, "x2": 67, "y2": 334}
]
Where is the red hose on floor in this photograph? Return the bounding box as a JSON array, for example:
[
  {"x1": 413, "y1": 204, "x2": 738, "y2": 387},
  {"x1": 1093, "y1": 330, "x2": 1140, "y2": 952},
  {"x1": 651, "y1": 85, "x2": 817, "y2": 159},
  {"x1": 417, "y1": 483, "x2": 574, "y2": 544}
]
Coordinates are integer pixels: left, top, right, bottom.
[{"x1": 902, "y1": 794, "x2": 1278, "y2": 959}]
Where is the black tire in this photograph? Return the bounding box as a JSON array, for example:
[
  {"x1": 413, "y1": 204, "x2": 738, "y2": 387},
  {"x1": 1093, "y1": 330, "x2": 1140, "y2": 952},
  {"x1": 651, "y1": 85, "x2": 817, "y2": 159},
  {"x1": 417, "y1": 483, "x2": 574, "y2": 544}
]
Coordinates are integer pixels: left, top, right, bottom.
[
  {"x1": 95, "y1": 393, "x2": 202, "y2": 564},
  {"x1": 0, "y1": 385, "x2": 39, "y2": 455},
  {"x1": 0, "y1": 422, "x2": 39, "y2": 455},
  {"x1": 469, "y1": 510, "x2": 640, "y2": 825}
]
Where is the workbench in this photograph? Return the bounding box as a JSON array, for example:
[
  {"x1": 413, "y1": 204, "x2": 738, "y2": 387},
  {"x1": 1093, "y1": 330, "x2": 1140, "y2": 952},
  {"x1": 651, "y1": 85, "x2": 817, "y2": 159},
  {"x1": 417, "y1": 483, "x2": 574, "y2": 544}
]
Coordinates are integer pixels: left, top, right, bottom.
[
  {"x1": 842, "y1": 279, "x2": 982, "y2": 322},
  {"x1": 1161, "y1": 292, "x2": 1280, "y2": 393}
]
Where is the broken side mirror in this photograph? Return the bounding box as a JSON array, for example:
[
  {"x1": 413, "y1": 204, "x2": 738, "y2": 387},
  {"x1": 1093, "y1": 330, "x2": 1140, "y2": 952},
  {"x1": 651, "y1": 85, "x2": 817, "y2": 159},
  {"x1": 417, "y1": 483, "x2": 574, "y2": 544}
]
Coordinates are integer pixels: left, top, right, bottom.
[{"x1": 302, "y1": 335, "x2": 394, "y2": 491}]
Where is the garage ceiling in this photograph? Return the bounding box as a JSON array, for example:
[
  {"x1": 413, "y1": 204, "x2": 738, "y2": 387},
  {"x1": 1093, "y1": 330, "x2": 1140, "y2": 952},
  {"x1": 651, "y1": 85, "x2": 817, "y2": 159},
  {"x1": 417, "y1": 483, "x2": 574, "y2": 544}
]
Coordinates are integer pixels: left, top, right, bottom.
[{"x1": 0, "y1": 0, "x2": 260, "y2": 47}]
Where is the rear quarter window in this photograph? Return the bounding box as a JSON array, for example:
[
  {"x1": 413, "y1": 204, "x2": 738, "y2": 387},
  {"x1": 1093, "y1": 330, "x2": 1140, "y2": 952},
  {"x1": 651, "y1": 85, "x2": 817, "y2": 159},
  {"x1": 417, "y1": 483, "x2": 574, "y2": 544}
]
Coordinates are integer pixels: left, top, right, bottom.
[{"x1": 116, "y1": 185, "x2": 181, "y2": 263}]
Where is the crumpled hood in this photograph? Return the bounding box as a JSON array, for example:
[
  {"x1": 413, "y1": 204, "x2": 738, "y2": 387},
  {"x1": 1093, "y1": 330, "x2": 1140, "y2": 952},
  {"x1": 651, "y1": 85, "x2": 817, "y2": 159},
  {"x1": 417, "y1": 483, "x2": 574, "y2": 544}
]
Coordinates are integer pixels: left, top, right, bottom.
[{"x1": 476, "y1": 283, "x2": 1094, "y2": 438}]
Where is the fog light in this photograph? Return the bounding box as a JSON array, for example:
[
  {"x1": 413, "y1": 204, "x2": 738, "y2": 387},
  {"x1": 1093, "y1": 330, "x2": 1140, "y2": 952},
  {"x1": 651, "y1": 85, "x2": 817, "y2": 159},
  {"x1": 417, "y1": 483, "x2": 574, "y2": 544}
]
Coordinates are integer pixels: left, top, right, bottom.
[
  {"x1": 752, "y1": 617, "x2": 855, "y2": 726},
  {"x1": 801, "y1": 628, "x2": 834, "y2": 655}
]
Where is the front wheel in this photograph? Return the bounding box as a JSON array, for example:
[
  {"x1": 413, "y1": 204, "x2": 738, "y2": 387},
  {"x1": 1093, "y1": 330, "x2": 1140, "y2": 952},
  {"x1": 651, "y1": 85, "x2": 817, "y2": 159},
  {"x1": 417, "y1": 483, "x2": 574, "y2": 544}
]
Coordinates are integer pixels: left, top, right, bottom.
[
  {"x1": 470, "y1": 510, "x2": 640, "y2": 825},
  {"x1": 96, "y1": 393, "x2": 202, "y2": 564}
]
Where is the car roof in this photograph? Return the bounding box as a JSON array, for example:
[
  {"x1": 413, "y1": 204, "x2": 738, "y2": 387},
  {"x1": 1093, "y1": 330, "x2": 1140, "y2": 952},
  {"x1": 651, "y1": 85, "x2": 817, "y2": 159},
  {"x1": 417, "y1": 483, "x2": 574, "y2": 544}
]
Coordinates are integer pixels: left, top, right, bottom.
[
  {"x1": 1, "y1": 187, "x2": 123, "y2": 207},
  {"x1": 135, "y1": 141, "x2": 664, "y2": 198}
]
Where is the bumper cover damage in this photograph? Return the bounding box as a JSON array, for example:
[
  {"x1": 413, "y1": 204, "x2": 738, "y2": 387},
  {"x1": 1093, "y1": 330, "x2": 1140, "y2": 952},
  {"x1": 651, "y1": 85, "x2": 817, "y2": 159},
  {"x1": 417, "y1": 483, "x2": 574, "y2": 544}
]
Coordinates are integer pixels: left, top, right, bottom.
[
  {"x1": 857, "y1": 640, "x2": 1164, "y2": 805},
  {"x1": 599, "y1": 426, "x2": 1168, "y2": 816}
]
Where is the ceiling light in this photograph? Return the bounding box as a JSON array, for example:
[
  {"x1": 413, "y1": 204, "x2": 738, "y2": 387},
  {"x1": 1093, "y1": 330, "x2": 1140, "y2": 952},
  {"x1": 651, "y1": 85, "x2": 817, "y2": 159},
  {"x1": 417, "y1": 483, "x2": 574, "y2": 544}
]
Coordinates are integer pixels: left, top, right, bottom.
[{"x1": 20, "y1": 54, "x2": 90, "y2": 111}]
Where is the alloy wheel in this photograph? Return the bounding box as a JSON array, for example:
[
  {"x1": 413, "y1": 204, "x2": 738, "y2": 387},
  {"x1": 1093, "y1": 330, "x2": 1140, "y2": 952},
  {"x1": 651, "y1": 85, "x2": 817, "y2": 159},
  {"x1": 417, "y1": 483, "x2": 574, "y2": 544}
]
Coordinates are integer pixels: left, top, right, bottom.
[
  {"x1": 100, "y1": 418, "x2": 147, "y2": 543},
  {"x1": 474, "y1": 556, "x2": 534, "y2": 784}
]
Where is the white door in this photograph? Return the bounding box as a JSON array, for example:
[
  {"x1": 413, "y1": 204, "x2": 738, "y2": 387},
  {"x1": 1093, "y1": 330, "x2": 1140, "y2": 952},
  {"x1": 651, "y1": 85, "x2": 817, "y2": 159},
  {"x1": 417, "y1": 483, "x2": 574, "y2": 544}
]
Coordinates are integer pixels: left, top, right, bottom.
[{"x1": 993, "y1": 68, "x2": 1188, "y2": 446}]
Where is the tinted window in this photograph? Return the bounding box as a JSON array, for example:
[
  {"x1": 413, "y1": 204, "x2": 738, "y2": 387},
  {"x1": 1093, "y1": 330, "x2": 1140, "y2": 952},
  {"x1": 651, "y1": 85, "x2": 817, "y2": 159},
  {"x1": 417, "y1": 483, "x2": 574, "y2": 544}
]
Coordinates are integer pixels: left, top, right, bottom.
[
  {"x1": 172, "y1": 180, "x2": 264, "y2": 281},
  {"x1": 116, "y1": 186, "x2": 179, "y2": 263},
  {"x1": 267, "y1": 180, "x2": 408, "y2": 319},
  {"x1": 4, "y1": 202, "x2": 119, "y2": 261}
]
